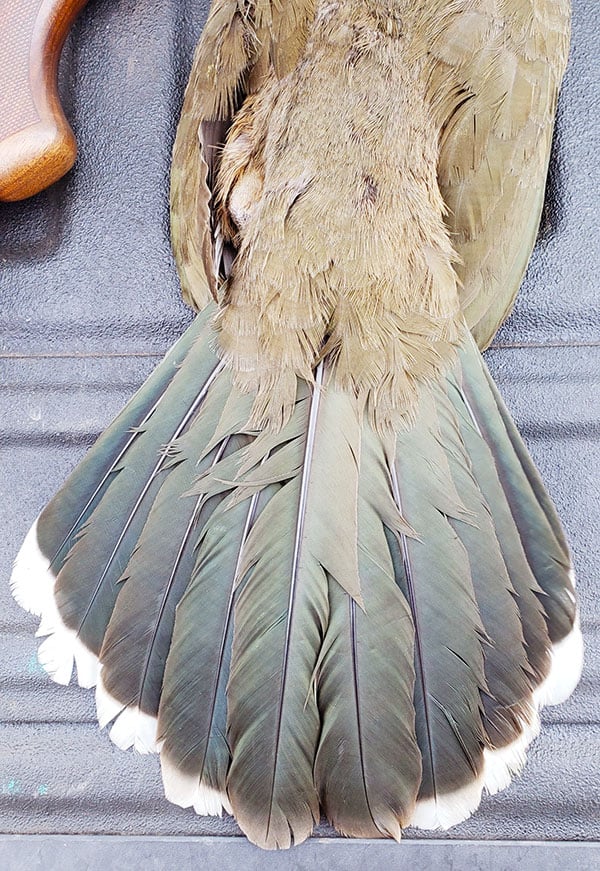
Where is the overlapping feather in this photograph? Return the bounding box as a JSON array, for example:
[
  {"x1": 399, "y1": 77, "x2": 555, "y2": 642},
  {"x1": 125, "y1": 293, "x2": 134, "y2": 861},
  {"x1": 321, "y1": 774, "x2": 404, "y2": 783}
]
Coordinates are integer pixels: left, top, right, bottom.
[
  {"x1": 224, "y1": 364, "x2": 363, "y2": 848},
  {"x1": 96, "y1": 373, "x2": 246, "y2": 752},
  {"x1": 158, "y1": 486, "x2": 268, "y2": 816},
  {"x1": 457, "y1": 337, "x2": 578, "y2": 645},
  {"x1": 387, "y1": 386, "x2": 489, "y2": 830},
  {"x1": 31, "y1": 313, "x2": 225, "y2": 688},
  {"x1": 433, "y1": 386, "x2": 536, "y2": 748},
  {"x1": 314, "y1": 424, "x2": 422, "y2": 839},
  {"x1": 10, "y1": 310, "x2": 210, "y2": 621},
  {"x1": 12, "y1": 324, "x2": 583, "y2": 846}
]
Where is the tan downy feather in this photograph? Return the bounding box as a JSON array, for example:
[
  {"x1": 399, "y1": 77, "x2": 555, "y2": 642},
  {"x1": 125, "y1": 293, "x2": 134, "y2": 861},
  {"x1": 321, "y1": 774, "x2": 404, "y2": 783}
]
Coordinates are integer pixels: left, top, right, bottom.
[{"x1": 216, "y1": 2, "x2": 463, "y2": 430}]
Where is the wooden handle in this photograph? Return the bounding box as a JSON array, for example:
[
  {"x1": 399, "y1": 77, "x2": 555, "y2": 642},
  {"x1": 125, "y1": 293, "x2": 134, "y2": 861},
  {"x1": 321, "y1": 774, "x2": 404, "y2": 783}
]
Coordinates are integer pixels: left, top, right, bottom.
[{"x1": 0, "y1": 0, "x2": 89, "y2": 201}]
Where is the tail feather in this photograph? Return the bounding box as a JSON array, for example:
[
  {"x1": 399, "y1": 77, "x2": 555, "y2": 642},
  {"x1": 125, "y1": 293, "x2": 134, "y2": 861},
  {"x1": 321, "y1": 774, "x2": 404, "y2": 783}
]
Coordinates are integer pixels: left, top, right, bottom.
[
  {"x1": 157, "y1": 484, "x2": 274, "y2": 815},
  {"x1": 433, "y1": 387, "x2": 541, "y2": 794},
  {"x1": 458, "y1": 338, "x2": 577, "y2": 645},
  {"x1": 225, "y1": 365, "x2": 363, "y2": 849},
  {"x1": 483, "y1": 364, "x2": 571, "y2": 555},
  {"x1": 434, "y1": 388, "x2": 536, "y2": 740},
  {"x1": 456, "y1": 339, "x2": 583, "y2": 708},
  {"x1": 10, "y1": 320, "x2": 583, "y2": 847},
  {"x1": 389, "y1": 390, "x2": 489, "y2": 830},
  {"x1": 9, "y1": 310, "x2": 210, "y2": 619},
  {"x1": 54, "y1": 357, "x2": 226, "y2": 655},
  {"x1": 96, "y1": 377, "x2": 242, "y2": 752},
  {"x1": 445, "y1": 374, "x2": 553, "y2": 688},
  {"x1": 313, "y1": 424, "x2": 422, "y2": 839},
  {"x1": 15, "y1": 310, "x2": 224, "y2": 687}
]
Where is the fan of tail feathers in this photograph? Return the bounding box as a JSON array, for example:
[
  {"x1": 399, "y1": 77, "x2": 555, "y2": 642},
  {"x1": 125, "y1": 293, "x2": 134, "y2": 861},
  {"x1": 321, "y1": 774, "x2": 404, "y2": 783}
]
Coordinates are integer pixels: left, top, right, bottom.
[
  {"x1": 11, "y1": 0, "x2": 583, "y2": 853},
  {"x1": 11, "y1": 315, "x2": 584, "y2": 847}
]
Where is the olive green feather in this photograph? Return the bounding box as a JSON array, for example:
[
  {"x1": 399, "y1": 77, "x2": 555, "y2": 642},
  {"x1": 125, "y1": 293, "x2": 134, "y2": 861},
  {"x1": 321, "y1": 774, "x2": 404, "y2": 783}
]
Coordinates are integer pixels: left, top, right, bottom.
[
  {"x1": 52, "y1": 315, "x2": 225, "y2": 656},
  {"x1": 28, "y1": 311, "x2": 210, "y2": 600},
  {"x1": 456, "y1": 336, "x2": 576, "y2": 644},
  {"x1": 314, "y1": 423, "x2": 421, "y2": 839},
  {"x1": 389, "y1": 385, "x2": 488, "y2": 810}
]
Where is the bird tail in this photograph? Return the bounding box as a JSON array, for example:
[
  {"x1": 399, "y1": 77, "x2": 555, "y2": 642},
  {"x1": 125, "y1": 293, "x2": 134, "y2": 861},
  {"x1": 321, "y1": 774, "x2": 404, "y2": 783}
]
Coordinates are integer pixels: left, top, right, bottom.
[{"x1": 11, "y1": 315, "x2": 582, "y2": 848}]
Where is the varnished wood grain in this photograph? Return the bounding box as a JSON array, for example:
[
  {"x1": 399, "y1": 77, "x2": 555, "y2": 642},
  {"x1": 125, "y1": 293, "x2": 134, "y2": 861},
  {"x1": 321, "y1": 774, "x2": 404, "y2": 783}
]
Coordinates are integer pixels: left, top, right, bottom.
[{"x1": 0, "y1": 0, "x2": 89, "y2": 201}]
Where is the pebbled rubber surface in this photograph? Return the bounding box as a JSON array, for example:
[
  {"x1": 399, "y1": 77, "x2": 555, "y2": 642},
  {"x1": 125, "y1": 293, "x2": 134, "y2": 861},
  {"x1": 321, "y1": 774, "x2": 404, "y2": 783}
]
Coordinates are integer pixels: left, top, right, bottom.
[{"x1": 0, "y1": 0, "x2": 598, "y2": 853}]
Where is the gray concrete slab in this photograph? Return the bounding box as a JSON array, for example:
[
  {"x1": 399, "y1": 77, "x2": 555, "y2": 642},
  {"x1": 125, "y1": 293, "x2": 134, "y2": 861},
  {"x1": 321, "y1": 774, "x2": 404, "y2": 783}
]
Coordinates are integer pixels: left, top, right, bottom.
[{"x1": 2, "y1": 835, "x2": 600, "y2": 871}]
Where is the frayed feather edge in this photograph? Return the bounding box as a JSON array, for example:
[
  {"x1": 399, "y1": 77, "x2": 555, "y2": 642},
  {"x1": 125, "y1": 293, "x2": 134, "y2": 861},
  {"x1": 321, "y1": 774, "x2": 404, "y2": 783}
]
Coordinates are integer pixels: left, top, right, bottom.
[
  {"x1": 410, "y1": 695, "x2": 549, "y2": 830},
  {"x1": 10, "y1": 518, "x2": 54, "y2": 617},
  {"x1": 484, "y1": 567, "x2": 583, "y2": 796},
  {"x1": 12, "y1": 522, "x2": 584, "y2": 829},
  {"x1": 11, "y1": 518, "x2": 99, "y2": 688},
  {"x1": 96, "y1": 669, "x2": 160, "y2": 754},
  {"x1": 411, "y1": 603, "x2": 584, "y2": 829},
  {"x1": 161, "y1": 754, "x2": 232, "y2": 817},
  {"x1": 534, "y1": 570, "x2": 584, "y2": 707},
  {"x1": 35, "y1": 620, "x2": 99, "y2": 689},
  {"x1": 483, "y1": 707, "x2": 540, "y2": 796}
]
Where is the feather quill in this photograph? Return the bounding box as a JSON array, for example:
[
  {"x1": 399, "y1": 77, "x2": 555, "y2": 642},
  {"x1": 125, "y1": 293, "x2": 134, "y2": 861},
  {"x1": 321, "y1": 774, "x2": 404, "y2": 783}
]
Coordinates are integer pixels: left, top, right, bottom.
[
  {"x1": 457, "y1": 337, "x2": 577, "y2": 645},
  {"x1": 10, "y1": 0, "x2": 581, "y2": 851},
  {"x1": 158, "y1": 484, "x2": 270, "y2": 815},
  {"x1": 11, "y1": 310, "x2": 212, "y2": 620},
  {"x1": 433, "y1": 386, "x2": 536, "y2": 740},
  {"x1": 444, "y1": 370, "x2": 552, "y2": 689}
]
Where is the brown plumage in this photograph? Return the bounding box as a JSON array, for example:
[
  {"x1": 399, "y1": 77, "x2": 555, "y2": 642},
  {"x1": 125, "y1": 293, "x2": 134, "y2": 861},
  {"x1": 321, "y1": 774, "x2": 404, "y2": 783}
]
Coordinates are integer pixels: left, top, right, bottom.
[
  {"x1": 12, "y1": 0, "x2": 582, "y2": 852},
  {"x1": 173, "y1": 0, "x2": 570, "y2": 425}
]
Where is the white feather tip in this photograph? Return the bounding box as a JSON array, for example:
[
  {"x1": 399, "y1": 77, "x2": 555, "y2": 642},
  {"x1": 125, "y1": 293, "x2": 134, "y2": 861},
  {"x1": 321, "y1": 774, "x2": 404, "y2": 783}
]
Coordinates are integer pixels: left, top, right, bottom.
[
  {"x1": 161, "y1": 756, "x2": 231, "y2": 816},
  {"x1": 96, "y1": 671, "x2": 159, "y2": 753},
  {"x1": 10, "y1": 518, "x2": 55, "y2": 616},
  {"x1": 534, "y1": 616, "x2": 584, "y2": 708},
  {"x1": 409, "y1": 773, "x2": 485, "y2": 830},
  {"x1": 483, "y1": 708, "x2": 540, "y2": 796}
]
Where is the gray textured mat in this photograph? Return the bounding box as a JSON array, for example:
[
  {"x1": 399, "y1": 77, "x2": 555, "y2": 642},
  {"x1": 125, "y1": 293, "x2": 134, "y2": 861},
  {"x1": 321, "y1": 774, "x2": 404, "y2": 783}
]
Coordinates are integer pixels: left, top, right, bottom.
[{"x1": 0, "y1": 0, "x2": 598, "y2": 860}]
